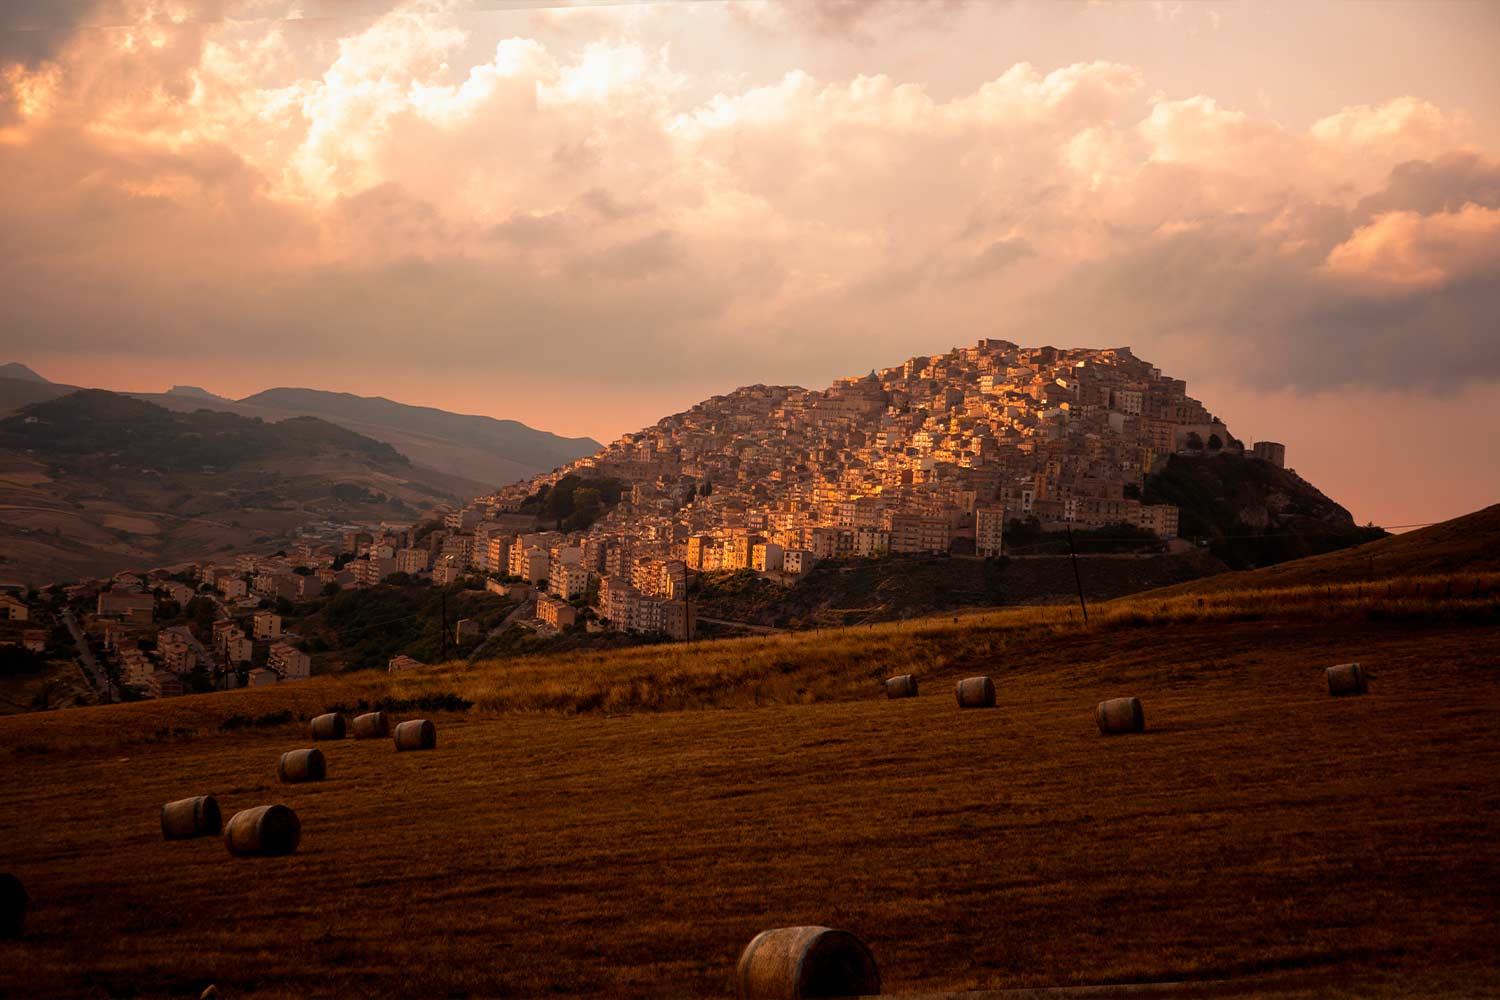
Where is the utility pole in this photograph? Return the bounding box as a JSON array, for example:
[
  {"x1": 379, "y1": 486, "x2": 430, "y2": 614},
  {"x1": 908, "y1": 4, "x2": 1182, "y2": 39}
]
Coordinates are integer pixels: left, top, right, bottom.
[{"x1": 1066, "y1": 521, "x2": 1089, "y2": 624}]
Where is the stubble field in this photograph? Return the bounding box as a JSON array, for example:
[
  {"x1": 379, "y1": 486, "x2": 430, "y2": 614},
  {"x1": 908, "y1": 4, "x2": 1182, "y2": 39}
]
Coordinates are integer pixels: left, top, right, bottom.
[{"x1": 1, "y1": 589, "x2": 1498, "y2": 998}]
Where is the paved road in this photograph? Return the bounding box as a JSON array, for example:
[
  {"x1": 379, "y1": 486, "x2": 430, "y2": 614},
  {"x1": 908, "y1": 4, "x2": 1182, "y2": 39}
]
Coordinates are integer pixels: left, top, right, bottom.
[{"x1": 62, "y1": 609, "x2": 118, "y2": 703}]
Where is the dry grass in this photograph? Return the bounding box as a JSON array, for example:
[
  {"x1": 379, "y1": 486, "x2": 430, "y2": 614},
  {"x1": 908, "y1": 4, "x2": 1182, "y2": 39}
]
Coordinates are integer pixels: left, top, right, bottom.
[
  {"x1": 6, "y1": 572, "x2": 1496, "y2": 755},
  {"x1": 1, "y1": 581, "x2": 1498, "y2": 998}
]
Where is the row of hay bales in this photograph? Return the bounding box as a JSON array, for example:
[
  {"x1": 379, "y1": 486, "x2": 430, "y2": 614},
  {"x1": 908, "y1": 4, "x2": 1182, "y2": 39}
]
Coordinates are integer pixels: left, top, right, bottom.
[
  {"x1": 157, "y1": 711, "x2": 439, "y2": 860},
  {"x1": 311, "y1": 710, "x2": 438, "y2": 750},
  {"x1": 883, "y1": 661, "x2": 1371, "y2": 735}
]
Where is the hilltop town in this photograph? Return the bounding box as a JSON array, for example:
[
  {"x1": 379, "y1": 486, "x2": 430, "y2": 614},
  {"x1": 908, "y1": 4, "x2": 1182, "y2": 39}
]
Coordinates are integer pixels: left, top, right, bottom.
[
  {"x1": 468, "y1": 340, "x2": 1285, "y2": 638},
  {"x1": 5, "y1": 341, "x2": 1307, "y2": 704}
]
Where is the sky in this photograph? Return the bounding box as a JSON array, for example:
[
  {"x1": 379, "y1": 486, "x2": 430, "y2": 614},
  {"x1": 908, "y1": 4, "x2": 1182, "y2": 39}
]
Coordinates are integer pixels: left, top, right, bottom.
[{"x1": 1, "y1": 0, "x2": 1497, "y2": 527}]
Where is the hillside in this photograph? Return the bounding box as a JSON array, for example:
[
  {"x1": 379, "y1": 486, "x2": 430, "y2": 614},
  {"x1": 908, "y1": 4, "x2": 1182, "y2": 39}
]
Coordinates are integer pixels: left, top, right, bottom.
[
  {"x1": 0, "y1": 392, "x2": 478, "y2": 586},
  {"x1": 1144, "y1": 452, "x2": 1383, "y2": 568},
  {"x1": 0, "y1": 363, "x2": 48, "y2": 383},
  {"x1": 1147, "y1": 503, "x2": 1500, "y2": 597},
  {"x1": 237, "y1": 387, "x2": 600, "y2": 485},
  {"x1": 1, "y1": 390, "x2": 408, "y2": 472},
  {"x1": 694, "y1": 550, "x2": 1230, "y2": 630},
  {"x1": 0, "y1": 375, "x2": 73, "y2": 415},
  {"x1": 1, "y1": 580, "x2": 1497, "y2": 997},
  {"x1": 498, "y1": 342, "x2": 1372, "y2": 587},
  {"x1": 0, "y1": 363, "x2": 600, "y2": 488}
]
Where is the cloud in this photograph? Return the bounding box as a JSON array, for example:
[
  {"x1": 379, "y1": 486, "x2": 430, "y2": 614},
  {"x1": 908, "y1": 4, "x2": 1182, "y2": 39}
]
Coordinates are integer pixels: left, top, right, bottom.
[
  {"x1": 1324, "y1": 204, "x2": 1500, "y2": 292},
  {"x1": 733, "y1": 1, "x2": 963, "y2": 44},
  {"x1": 952, "y1": 237, "x2": 1035, "y2": 281},
  {"x1": 1356, "y1": 151, "x2": 1500, "y2": 217},
  {"x1": 0, "y1": 1, "x2": 1495, "y2": 420},
  {"x1": 0, "y1": 1, "x2": 117, "y2": 64}
]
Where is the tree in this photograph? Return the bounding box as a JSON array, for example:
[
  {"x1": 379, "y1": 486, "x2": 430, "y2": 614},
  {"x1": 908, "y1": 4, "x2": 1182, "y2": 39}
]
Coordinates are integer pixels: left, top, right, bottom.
[
  {"x1": 1185, "y1": 431, "x2": 1204, "y2": 450},
  {"x1": 1207, "y1": 434, "x2": 1223, "y2": 450},
  {"x1": 186, "y1": 597, "x2": 217, "y2": 628},
  {"x1": 0, "y1": 645, "x2": 47, "y2": 677}
]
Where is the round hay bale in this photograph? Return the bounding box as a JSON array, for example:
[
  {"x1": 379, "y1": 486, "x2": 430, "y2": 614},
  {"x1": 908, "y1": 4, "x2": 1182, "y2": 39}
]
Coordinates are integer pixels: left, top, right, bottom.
[
  {"x1": 393, "y1": 719, "x2": 437, "y2": 752},
  {"x1": 310, "y1": 712, "x2": 346, "y2": 741},
  {"x1": 351, "y1": 711, "x2": 390, "y2": 739},
  {"x1": 0, "y1": 872, "x2": 28, "y2": 940},
  {"x1": 161, "y1": 795, "x2": 222, "y2": 840},
  {"x1": 224, "y1": 804, "x2": 301, "y2": 857},
  {"x1": 885, "y1": 674, "x2": 918, "y2": 699},
  {"x1": 278, "y1": 748, "x2": 327, "y2": 783},
  {"x1": 954, "y1": 676, "x2": 996, "y2": 708},
  {"x1": 1095, "y1": 696, "x2": 1146, "y2": 735},
  {"x1": 1326, "y1": 662, "x2": 1368, "y2": 697},
  {"x1": 736, "y1": 926, "x2": 880, "y2": 1000}
]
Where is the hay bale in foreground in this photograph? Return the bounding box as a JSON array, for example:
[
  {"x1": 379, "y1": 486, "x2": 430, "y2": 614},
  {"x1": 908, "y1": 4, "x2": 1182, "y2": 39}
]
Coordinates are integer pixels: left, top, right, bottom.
[
  {"x1": 736, "y1": 926, "x2": 880, "y2": 1000},
  {"x1": 161, "y1": 795, "x2": 222, "y2": 840},
  {"x1": 1327, "y1": 662, "x2": 1369, "y2": 696},
  {"x1": 1096, "y1": 696, "x2": 1146, "y2": 735},
  {"x1": 0, "y1": 872, "x2": 28, "y2": 939},
  {"x1": 885, "y1": 674, "x2": 918, "y2": 699},
  {"x1": 394, "y1": 719, "x2": 437, "y2": 752},
  {"x1": 224, "y1": 805, "x2": 301, "y2": 857},
  {"x1": 351, "y1": 711, "x2": 390, "y2": 739},
  {"x1": 955, "y1": 676, "x2": 996, "y2": 708},
  {"x1": 310, "y1": 712, "x2": 346, "y2": 741},
  {"x1": 278, "y1": 748, "x2": 326, "y2": 783}
]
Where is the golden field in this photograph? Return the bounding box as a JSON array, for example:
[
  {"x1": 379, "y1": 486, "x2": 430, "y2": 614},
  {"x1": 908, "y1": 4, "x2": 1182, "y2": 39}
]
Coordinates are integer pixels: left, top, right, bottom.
[{"x1": 2, "y1": 575, "x2": 1499, "y2": 998}]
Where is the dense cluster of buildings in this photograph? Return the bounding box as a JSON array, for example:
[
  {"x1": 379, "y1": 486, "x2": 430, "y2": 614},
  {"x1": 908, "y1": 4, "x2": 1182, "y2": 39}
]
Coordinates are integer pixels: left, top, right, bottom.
[
  {"x1": 404, "y1": 342, "x2": 1265, "y2": 641},
  {"x1": 65, "y1": 568, "x2": 316, "y2": 699}
]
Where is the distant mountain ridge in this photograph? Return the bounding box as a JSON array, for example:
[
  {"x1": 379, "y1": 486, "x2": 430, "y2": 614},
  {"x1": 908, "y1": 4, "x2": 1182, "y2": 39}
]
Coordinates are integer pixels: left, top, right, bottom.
[
  {"x1": 0, "y1": 362, "x2": 47, "y2": 382},
  {"x1": 240, "y1": 387, "x2": 600, "y2": 482},
  {"x1": 1, "y1": 389, "x2": 408, "y2": 473},
  {"x1": 0, "y1": 363, "x2": 599, "y2": 488},
  {"x1": 0, "y1": 390, "x2": 480, "y2": 586}
]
